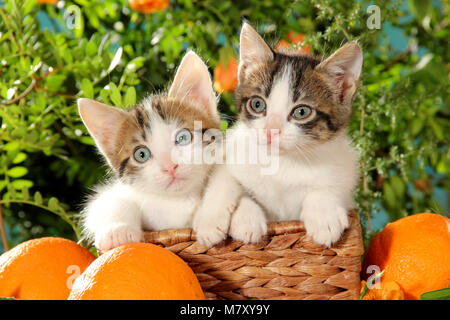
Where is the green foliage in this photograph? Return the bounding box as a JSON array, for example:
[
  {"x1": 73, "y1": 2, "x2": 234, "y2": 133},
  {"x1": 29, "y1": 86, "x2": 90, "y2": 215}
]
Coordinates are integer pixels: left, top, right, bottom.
[
  {"x1": 420, "y1": 286, "x2": 450, "y2": 300},
  {"x1": 0, "y1": 0, "x2": 448, "y2": 250}
]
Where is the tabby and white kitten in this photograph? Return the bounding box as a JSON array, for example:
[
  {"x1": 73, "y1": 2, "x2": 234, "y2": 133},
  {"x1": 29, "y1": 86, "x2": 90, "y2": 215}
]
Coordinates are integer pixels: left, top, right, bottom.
[
  {"x1": 194, "y1": 23, "x2": 361, "y2": 247},
  {"x1": 79, "y1": 51, "x2": 220, "y2": 251}
]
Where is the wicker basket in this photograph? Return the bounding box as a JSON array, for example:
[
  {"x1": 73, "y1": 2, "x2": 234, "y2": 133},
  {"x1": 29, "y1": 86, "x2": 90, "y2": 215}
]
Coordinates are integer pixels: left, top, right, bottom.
[{"x1": 143, "y1": 210, "x2": 364, "y2": 300}]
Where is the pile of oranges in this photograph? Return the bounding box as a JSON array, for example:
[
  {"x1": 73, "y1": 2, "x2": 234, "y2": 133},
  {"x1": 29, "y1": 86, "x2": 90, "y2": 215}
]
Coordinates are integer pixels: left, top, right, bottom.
[{"x1": 0, "y1": 238, "x2": 204, "y2": 300}]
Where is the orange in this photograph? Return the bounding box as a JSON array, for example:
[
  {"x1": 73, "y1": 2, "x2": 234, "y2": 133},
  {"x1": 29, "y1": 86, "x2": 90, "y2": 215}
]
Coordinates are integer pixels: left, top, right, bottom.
[
  {"x1": 276, "y1": 31, "x2": 311, "y2": 53},
  {"x1": 37, "y1": 0, "x2": 58, "y2": 3},
  {"x1": 214, "y1": 56, "x2": 238, "y2": 93},
  {"x1": 0, "y1": 237, "x2": 96, "y2": 300},
  {"x1": 358, "y1": 280, "x2": 404, "y2": 300},
  {"x1": 68, "y1": 242, "x2": 205, "y2": 300},
  {"x1": 129, "y1": 0, "x2": 169, "y2": 14},
  {"x1": 362, "y1": 213, "x2": 450, "y2": 300}
]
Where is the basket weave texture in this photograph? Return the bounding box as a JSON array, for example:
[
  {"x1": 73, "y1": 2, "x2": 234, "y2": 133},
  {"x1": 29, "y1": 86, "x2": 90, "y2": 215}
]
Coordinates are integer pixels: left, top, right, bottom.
[{"x1": 143, "y1": 210, "x2": 364, "y2": 300}]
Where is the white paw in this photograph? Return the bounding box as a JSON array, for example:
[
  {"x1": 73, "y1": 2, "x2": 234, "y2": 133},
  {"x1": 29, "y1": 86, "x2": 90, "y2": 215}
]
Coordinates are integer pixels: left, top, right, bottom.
[
  {"x1": 95, "y1": 224, "x2": 142, "y2": 252},
  {"x1": 229, "y1": 197, "x2": 267, "y2": 244},
  {"x1": 301, "y1": 203, "x2": 349, "y2": 247},
  {"x1": 193, "y1": 205, "x2": 232, "y2": 248}
]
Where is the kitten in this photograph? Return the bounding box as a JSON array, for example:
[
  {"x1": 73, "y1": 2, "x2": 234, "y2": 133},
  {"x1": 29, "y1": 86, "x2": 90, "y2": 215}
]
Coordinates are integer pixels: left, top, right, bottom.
[
  {"x1": 79, "y1": 51, "x2": 220, "y2": 251},
  {"x1": 194, "y1": 23, "x2": 361, "y2": 248}
]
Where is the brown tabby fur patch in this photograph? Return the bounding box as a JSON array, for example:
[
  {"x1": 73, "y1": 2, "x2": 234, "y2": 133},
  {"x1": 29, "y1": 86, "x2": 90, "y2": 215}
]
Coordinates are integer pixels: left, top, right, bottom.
[{"x1": 235, "y1": 48, "x2": 354, "y2": 142}]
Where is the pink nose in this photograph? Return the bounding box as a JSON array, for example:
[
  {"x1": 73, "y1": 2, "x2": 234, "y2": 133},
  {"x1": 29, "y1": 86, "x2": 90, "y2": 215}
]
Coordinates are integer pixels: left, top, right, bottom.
[{"x1": 162, "y1": 164, "x2": 178, "y2": 176}]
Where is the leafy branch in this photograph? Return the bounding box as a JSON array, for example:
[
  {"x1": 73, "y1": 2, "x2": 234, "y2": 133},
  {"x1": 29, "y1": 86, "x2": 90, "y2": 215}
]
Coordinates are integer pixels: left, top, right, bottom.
[{"x1": 0, "y1": 191, "x2": 81, "y2": 240}]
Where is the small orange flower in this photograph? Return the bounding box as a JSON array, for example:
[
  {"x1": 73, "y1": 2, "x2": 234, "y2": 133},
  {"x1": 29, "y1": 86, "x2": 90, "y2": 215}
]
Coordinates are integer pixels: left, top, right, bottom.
[
  {"x1": 276, "y1": 30, "x2": 311, "y2": 53},
  {"x1": 359, "y1": 280, "x2": 405, "y2": 300},
  {"x1": 129, "y1": 0, "x2": 169, "y2": 14},
  {"x1": 214, "y1": 56, "x2": 238, "y2": 93},
  {"x1": 37, "y1": 0, "x2": 58, "y2": 4}
]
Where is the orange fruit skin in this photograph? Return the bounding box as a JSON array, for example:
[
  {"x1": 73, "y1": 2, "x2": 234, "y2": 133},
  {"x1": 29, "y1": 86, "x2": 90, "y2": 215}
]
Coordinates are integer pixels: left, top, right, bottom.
[
  {"x1": 129, "y1": 0, "x2": 169, "y2": 14},
  {"x1": 359, "y1": 280, "x2": 404, "y2": 300},
  {"x1": 68, "y1": 242, "x2": 205, "y2": 300},
  {"x1": 37, "y1": 0, "x2": 58, "y2": 3},
  {"x1": 214, "y1": 57, "x2": 238, "y2": 93},
  {"x1": 0, "y1": 237, "x2": 96, "y2": 300},
  {"x1": 362, "y1": 213, "x2": 450, "y2": 300}
]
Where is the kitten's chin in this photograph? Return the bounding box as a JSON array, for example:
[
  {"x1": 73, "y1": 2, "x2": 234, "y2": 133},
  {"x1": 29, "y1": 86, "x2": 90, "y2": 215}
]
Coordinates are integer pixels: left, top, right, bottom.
[{"x1": 165, "y1": 178, "x2": 188, "y2": 192}]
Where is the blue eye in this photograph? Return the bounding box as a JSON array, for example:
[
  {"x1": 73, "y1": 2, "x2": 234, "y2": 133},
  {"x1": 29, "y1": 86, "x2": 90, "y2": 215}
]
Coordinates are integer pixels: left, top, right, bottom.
[
  {"x1": 249, "y1": 97, "x2": 266, "y2": 114},
  {"x1": 133, "y1": 146, "x2": 151, "y2": 163},
  {"x1": 175, "y1": 129, "x2": 192, "y2": 146},
  {"x1": 291, "y1": 105, "x2": 313, "y2": 120}
]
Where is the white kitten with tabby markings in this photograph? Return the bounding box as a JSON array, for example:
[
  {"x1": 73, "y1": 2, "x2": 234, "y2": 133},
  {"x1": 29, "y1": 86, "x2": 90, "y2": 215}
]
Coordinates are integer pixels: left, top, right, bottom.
[
  {"x1": 195, "y1": 23, "x2": 361, "y2": 248},
  {"x1": 79, "y1": 51, "x2": 220, "y2": 252}
]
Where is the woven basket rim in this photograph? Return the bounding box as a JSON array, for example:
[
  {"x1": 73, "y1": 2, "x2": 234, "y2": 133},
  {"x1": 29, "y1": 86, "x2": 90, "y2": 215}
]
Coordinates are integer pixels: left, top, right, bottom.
[{"x1": 143, "y1": 210, "x2": 359, "y2": 248}]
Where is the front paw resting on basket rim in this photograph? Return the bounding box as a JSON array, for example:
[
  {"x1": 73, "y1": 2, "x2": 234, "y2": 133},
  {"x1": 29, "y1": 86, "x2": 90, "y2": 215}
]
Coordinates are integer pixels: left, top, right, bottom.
[
  {"x1": 229, "y1": 197, "x2": 267, "y2": 244},
  {"x1": 94, "y1": 224, "x2": 143, "y2": 252},
  {"x1": 193, "y1": 205, "x2": 233, "y2": 247},
  {"x1": 300, "y1": 197, "x2": 349, "y2": 247}
]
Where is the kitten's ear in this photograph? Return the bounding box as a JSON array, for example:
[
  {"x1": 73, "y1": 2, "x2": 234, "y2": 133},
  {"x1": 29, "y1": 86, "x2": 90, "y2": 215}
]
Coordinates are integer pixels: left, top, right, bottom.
[
  {"x1": 168, "y1": 51, "x2": 217, "y2": 116},
  {"x1": 239, "y1": 22, "x2": 273, "y2": 77},
  {"x1": 316, "y1": 42, "x2": 363, "y2": 103},
  {"x1": 78, "y1": 98, "x2": 128, "y2": 164}
]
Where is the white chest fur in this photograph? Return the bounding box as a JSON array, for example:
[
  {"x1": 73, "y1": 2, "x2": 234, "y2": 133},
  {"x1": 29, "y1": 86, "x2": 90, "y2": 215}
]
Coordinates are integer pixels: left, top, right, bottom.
[
  {"x1": 136, "y1": 191, "x2": 200, "y2": 230},
  {"x1": 227, "y1": 131, "x2": 359, "y2": 222}
]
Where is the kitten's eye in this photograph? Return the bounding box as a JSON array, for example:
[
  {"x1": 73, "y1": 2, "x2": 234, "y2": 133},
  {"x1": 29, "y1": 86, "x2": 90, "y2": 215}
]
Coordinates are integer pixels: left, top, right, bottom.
[
  {"x1": 133, "y1": 146, "x2": 151, "y2": 163},
  {"x1": 291, "y1": 105, "x2": 313, "y2": 120},
  {"x1": 175, "y1": 129, "x2": 192, "y2": 146},
  {"x1": 249, "y1": 97, "x2": 267, "y2": 114}
]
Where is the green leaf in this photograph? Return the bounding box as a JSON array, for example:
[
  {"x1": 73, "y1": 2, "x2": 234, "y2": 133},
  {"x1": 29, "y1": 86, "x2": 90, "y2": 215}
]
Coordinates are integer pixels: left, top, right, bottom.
[
  {"x1": 11, "y1": 179, "x2": 33, "y2": 190},
  {"x1": 21, "y1": 185, "x2": 30, "y2": 201},
  {"x1": 410, "y1": 118, "x2": 424, "y2": 136},
  {"x1": 125, "y1": 57, "x2": 145, "y2": 72},
  {"x1": 79, "y1": 136, "x2": 95, "y2": 145},
  {"x1": 100, "y1": 89, "x2": 111, "y2": 105},
  {"x1": 123, "y1": 87, "x2": 136, "y2": 107},
  {"x1": 109, "y1": 82, "x2": 122, "y2": 106},
  {"x1": 48, "y1": 197, "x2": 59, "y2": 212},
  {"x1": 0, "y1": 297, "x2": 18, "y2": 300},
  {"x1": 88, "y1": 246, "x2": 98, "y2": 257},
  {"x1": 12, "y1": 152, "x2": 27, "y2": 164},
  {"x1": 383, "y1": 182, "x2": 397, "y2": 208},
  {"x1": 23, "y1": 0, "x2": 37, "y2": 15},
  {"x1": 85, "y1": 41, "x2": 97, "y2": 57},
  {"x1": 34, "y1": 191, "x2": 43, "y2": 206},
  {"x1": 408, "y1": 0, "x2": 432, "y2": 20},
  {"x1": 429, "y1": 121, "x2": 444, "y2": 141},
  {"x1": 6, "y1": 167, "x2": 28, "y2": 178},
  {"x1": 45, "y1": 74, "x2": 66, "y2": 92},
  {"x1": 81, "y1": 78, "x2": 94, "y2": 99},
  {"x1": 390, "y1": 176, "x2": 405, "y2": 199},
  {"x1": 3, "y1": 141, "x2": 20, "y2": 153},
  {"x1": 421, "y1": 286, "x2": 450, "y2": 300}
]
